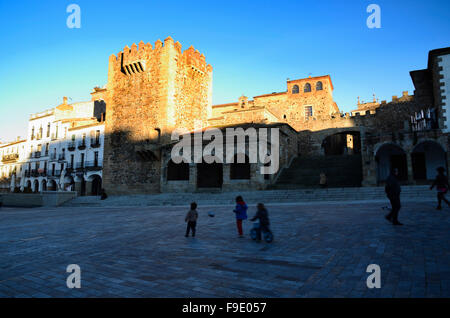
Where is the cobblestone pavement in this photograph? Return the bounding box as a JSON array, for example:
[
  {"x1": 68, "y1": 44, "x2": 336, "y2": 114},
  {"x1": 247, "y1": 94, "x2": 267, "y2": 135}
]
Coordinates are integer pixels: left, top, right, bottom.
[{"x1": 0, "y1": 199, "x2": 449, "y2": 298}]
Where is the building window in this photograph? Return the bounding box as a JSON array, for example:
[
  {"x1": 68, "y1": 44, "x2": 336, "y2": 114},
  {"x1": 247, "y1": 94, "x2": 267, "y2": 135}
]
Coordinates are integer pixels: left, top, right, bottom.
[
  {"x1": 304, "y1": 83, "x2": 311, "y2": 93},
  {"x1": 230, "y1": 154, "x2": 250, "y2": 180},
  {"x1": 316, "y1": 81, "x2": 323, "y2": 90},
  {"x1": 292, "y1": 85, "x2": 299, "y2": 94},
  {"x1": 167, "y1": 159, "x2": 189, "y2": 181},
  {"x1": 305, "y1": 106, "x2": 313, "y2": 119},
  {"x1": 47, "y1": 123, "x2": 51, "y2": 137}
]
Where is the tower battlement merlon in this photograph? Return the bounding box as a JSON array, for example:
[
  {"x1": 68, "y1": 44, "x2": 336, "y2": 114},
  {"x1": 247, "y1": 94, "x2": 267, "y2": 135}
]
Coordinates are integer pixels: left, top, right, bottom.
[{"x1": 108, "y1": 37, "x2": 212, "y2": 75}]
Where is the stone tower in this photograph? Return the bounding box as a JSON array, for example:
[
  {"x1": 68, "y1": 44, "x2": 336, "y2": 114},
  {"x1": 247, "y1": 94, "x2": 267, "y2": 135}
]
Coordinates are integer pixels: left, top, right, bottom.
[{"x1": 103, "y1": 37, "x2": 213, "y2": 194}]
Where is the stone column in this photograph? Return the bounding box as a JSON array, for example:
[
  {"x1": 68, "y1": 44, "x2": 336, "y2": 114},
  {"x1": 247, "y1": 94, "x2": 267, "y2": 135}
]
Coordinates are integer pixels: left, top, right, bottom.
[
  {"x1": 86, "y1": 181, "x2": 92, "y2": 196},
  {"x1": 75, "y1": 182, "x2": 82, "y2": 196},
  {"x1": 222, "y1": 164, "x2": 230, "y2": 186},
  {"x1": 189, "y1": 164, "x2": 196, "y2": 191},
  {"x1": 406, "y1": 151, "x2": 415, "y2": 184}
]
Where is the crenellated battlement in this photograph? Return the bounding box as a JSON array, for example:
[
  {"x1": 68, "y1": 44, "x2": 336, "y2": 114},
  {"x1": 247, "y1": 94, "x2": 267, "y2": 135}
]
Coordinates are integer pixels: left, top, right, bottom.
[{"x1": 108, "y1": 37, "x2": 212, "y2": 75}]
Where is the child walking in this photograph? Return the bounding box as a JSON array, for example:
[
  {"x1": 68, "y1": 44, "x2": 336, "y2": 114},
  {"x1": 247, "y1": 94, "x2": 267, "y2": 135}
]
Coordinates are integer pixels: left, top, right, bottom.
[
  {"x1": 185, "y1": 202, "x2": 198, "y2": 237},
  {"x1": 250, "y1": 203, "x2": 271, "y2": 241},
  {"x1": 233, "y1": 196, "x2": 248, "y2": 237},
  {"x1": 430, "y1": 167, "x2": 450, "y2": 210}
]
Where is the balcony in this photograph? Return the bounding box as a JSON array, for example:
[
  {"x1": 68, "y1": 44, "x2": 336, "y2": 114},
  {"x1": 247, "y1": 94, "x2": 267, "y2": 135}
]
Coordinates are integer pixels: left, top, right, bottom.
[
  {"x1": 31, "y1": 169, "x2": 39, "y2": 177},
  {"x1": 91, "y1": 139, "x2": 101, "y2": 148},
  {"x1": 1, "y1": 153, "x2": 19, "y2": 163},
  {"x1": 75, "y1": 162, "x2": 86, "y2": 172},
  {"x1": 78, "y1": 141, "x2": 87, "y2": 150},
  {"x1": 24, "y1": 170, "x2": 31, "y2": 178},
  {"x1": 49, "y1": 170, "x2": 61, "y2": 178},
  {"x1": 85, "y1": 161, "x2": 102, "y2": 171},
  {"x1": 68, "y1": 142, "x2": 76, "y2": 151}
]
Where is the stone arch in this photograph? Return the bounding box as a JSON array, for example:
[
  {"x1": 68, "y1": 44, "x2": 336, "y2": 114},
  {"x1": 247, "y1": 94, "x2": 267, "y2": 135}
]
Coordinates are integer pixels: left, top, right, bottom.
[
  {"x1": 75, "y1": 175, "x2": 86, "y2": 196},
  {"x1": 41, "y1": 179, "x2": 47, "y2": 191},
  {"x1": 321, "y1": 129, "x2": 361, "y2": 156},
  {"x1": 375, "y1": 143, "x2": 408, "y2": 182},
  {"x1": 33, "y1": 179, "x2": 39, "y2": 193},
  {"x1": 167, "y1": 159, "x2": 189, "y2": 181},
  {"x1": 197, "y1": 157, "x2": 223, "y2": 188},
  {"x1": 87, "y1": 174, "x2": 102, "y2": 195},
  {"x1": 48, "y1": 180, "x2": 57, "y2": 191},
  {"x1": 25, "y1": 180, "x2": 32, "y2": 193},
  {"x1": 230, "y1": 154, "x2": 250, "y2": 180},
  {"x1": 411, "y1": 140, "x2": 447, "y2": 181},
  {"x1": 64, "y1": 175, "x2": 75, "y2": 191}
]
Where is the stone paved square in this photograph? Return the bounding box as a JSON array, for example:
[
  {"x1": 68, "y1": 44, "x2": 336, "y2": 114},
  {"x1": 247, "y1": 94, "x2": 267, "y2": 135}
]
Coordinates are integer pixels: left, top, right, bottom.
[{"x1": 0, "y1": 200, "x2": 449, "y2": 298}]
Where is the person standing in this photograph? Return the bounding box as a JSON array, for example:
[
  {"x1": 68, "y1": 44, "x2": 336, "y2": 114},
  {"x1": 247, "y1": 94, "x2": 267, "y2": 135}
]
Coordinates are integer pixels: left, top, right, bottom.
[
  {"x1": 185, "y1": 202, "x2": 198, "y2": 237},
  {"x1": 430, "y1": 167, "x2": 450, "y2": 210},
  {"x1": 385, "y1": 168, "x2": 403, "y2": 226},
  {"x1": 319, "y1": 172, "x2": 327, "y2": 188},
  {"x1": 233, "y1": 196, "x2": 248, "y2": 237}
]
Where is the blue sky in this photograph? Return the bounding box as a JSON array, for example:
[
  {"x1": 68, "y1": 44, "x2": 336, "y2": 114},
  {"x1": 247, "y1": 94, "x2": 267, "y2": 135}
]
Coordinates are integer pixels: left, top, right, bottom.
[{"x1": 0, "y1": 0, "x2": 449, "y2": 142}]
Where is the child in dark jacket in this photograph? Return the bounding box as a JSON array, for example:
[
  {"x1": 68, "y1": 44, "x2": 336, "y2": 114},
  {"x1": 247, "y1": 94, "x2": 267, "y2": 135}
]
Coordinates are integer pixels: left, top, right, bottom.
[
  {"x1": 185, "y1": 202, "x2": 198, "y2": 237},
  {"x1": 251, "y1": 203, "x2": 271, "y2": 241},
  {"x1": 233, "y1": 196, "x2": 248, "y2": 237},
  {"x1": 430, "y1": 167, "x2": 450, "y2": 210}
]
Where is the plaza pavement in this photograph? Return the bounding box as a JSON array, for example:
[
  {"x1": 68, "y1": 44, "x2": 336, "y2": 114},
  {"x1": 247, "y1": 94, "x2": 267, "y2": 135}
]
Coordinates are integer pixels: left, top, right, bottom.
[{"x1": 0, "y1": 198, "x2": 449, "y2": 298}]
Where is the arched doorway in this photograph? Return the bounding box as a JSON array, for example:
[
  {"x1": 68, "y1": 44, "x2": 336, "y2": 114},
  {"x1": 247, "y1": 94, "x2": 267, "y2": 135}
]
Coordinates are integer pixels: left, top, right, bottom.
[
  {"x1": 33, "y1": 180, "x2": 39, "y2": 193},
  {"x1": 197, "y1": 162, "x2": 223, "y2": 188},
  {"x1": 64, "y1": 176, "x2": 75, "y2": 191},
  {"x1": 230, "y1": 154, "x2": 250, "y2": 180},
  {"x1": 90, "y1": 175, "x2": 102, "y2": 196},
  {"x1": 48, "y1": 180, "x2": 57, "y2": 191},
  {"x1": 41, "y1": 180, "x2": 47, "y2": 191},
  {"x1": 25, "y1": 180, "x2": 32, "y2": 193},
  {"x1": 412, "y1": 141, "x2": 447, "y2": 181},
  {"x1": 322, "y1": 132, "x2": 361, "y2": 156},
  {"x1": 167, "y1": 159, "x2": 189, "y2": 181},
  {"x1": 375, "y1": 143, "x2": 408, "y2": 183}
]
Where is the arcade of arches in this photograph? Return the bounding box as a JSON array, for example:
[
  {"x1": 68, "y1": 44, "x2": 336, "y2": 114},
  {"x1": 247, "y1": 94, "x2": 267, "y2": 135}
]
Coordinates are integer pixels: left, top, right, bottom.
[{"x1": 375, "y1": 140, "x2": 447, "y2": 184}]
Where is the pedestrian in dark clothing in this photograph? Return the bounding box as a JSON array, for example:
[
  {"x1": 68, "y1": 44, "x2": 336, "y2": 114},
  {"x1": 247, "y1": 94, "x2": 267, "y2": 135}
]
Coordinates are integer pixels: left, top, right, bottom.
[
  {"x1": 100, "y1": 188, "x2": 108, "y2": 200},
  {"x1": 233, "y1": 196, "x2": 248, "y2": 237},
  {"x1": 385, "y1": 168, "x2": 403, "y2": 226},
  {"x1": 250, "y1": 203, "x2": 271, "y2": 241},
  {"x1": 185, "y1": 202, "x2": 198, "y2": 237},
  {"x1": 430, "y1": 167, "x2": 450, "y2": 210}
]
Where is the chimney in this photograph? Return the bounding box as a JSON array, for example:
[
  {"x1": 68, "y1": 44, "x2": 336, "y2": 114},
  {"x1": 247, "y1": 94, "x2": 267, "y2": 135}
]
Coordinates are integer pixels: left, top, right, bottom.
[{"x1": 63, "y1": 96, "x2": 68, "y2": 104}]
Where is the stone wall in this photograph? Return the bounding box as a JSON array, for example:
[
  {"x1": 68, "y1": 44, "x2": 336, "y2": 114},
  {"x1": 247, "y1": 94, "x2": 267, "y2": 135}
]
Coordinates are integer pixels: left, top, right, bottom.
[{"x1": 103, "y1": 37, "x2": 213, "y2": 194}]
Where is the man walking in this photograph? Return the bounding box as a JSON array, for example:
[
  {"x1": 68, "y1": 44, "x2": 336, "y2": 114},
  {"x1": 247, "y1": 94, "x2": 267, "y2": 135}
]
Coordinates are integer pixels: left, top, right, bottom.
[{"x1": 385, "y1": 168, "x2": 403, "y2": 226}]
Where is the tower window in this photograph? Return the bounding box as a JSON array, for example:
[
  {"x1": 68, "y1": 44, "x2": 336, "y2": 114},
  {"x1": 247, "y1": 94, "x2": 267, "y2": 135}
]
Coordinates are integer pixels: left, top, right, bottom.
[
  {"x1": 316, "y1": 81, "x2": 323, "y2": 91},
  {"x1": 304, "y1": 83, "x2": 311, "y2": 93},
  {"x1": 292, "y1": 85, "x2": 299, "y2": 94},
  {"x1": 305, "y1": 106, "x2": 313, "y2": 119}
]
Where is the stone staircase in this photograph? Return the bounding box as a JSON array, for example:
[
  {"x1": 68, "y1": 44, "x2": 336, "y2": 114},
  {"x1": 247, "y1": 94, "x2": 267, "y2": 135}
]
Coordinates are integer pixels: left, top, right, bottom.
[
  {"x1": 63, "y1": 185, "x2": 434, "y2": 207},
  {"x1": 270, "y1": 154, "x2": 363, "y2": 189}
]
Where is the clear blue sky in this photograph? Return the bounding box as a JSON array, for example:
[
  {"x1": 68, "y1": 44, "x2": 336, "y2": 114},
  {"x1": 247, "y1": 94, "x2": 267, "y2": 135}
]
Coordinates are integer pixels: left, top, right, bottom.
[{"x1": 0, "y1": 0, "x2": 449, "y2": 142}]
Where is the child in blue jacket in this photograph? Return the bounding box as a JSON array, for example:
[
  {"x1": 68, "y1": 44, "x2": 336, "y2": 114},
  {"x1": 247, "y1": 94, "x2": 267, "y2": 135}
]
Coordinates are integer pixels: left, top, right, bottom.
[{"x1": 233, "y1": 196, "x2": 248, "y2": 237}]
